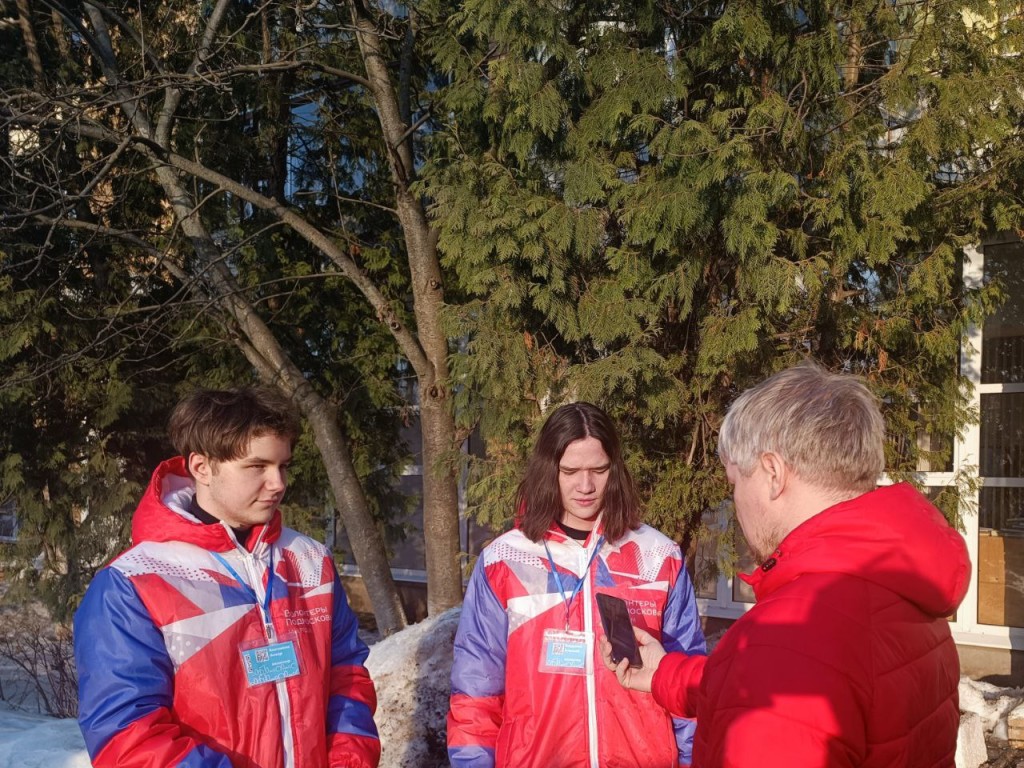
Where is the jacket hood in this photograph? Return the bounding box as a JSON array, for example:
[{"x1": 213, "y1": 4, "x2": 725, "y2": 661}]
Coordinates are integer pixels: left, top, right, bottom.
[
  {"x1": 743, "y1": 482, "x2": 970, "y2": 617},
  {"x1": 131, "y1": 457, "x2": 282, "y2": 551}
]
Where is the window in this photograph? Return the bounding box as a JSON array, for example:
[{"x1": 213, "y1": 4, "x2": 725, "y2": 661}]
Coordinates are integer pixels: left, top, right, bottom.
[
  {"x1": 0, "y1": 500, "x2": 17, "y2": 542},
  {"x1": 975, "y1": 241, "x2": 1024, "y2": 627}
]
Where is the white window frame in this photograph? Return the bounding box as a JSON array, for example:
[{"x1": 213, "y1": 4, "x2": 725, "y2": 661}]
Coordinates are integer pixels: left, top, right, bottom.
[{"x1": 951, "y1": 237, "x2": 1024, "y2": 649}]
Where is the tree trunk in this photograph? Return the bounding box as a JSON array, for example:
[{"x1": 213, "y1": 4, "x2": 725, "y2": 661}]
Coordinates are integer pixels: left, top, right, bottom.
[
  {"x1": 72, "y1": 3, "x2": 409, "y2": 635},
  {"x1": 15, "y1": 0, "x2": 44, "y2": 87},
  {"x1": 150, "y1": 164, "x2": 408, "y2": 636},
  {"x1": 292, "y1": 382, "x2": 408, "y2": 633},
  {"x1": 417, "y1": 382, "x2": 464, "y2": 614},
  {"x1": 349, "y1": 0, "x2": 464, "y2": 613}
]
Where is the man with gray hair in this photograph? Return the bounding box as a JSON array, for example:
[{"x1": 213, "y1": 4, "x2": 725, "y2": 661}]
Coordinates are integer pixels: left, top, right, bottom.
[{"x1": 602, "y1": 362, "x2": 971, "y2": 767}]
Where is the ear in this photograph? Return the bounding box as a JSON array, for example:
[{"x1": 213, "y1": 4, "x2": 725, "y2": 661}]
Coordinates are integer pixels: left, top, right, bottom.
[
  {"x1": 188, "y1": 452, "x2": 214, "y2": 487},
  {"x1": 759, "y1": 451, "x2": 789, "y2": 501}
]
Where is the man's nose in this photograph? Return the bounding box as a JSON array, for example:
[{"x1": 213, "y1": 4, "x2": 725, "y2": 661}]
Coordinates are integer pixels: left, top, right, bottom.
[
  {"x1": 578, "y1": 471, "x2": 595, "y2": 492},
  {"x1": 265, "y1": 468, "x2": 287, "y2": 491}
]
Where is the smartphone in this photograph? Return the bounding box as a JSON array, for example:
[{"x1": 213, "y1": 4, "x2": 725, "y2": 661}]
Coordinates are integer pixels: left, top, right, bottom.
[{"x1": 596, "y1": 593, "x2": 642, "y2": 668}]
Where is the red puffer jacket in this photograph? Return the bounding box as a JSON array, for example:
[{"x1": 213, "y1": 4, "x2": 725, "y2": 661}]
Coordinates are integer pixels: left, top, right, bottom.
[{"x1": 651, "y1": 482, "x2": 970, "y2": 768}]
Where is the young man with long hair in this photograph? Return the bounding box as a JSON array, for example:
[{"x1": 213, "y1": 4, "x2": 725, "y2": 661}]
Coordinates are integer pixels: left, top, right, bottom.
[{"x1": 448, "y1": 402, "x2": 705, "y2": 767}]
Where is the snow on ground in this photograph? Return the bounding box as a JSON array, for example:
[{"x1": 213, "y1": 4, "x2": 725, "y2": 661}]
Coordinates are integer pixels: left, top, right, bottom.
[
  {"x1": 0, "y1": 706, "x2": 90, "y2": 768},
  {"x1": 2, "y1": 611, "x2": 1021, "y2": 768},
  {"x1": 366, "y1": 607, "x2": 460, "y2": 768},
  {"x1": 959, "y1": 677, "x2": 1024, "y2": 742},
  {"x1": 0, "y1": 608, "x2": 462, "y2": 768}
]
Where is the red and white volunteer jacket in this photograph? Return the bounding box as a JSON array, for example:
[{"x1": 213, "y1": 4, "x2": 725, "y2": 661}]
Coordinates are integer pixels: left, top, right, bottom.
[
  {"x1": 448, "y1": 522, "x2": 706, "y2": 767},
  {"x1": 74, "y1": 457, "x2": 380, "y2": 768}
]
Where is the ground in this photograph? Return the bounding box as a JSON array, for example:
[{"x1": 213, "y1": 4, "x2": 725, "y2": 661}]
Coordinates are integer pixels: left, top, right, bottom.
[{"x1": 986, "y1": 737, "x2": 1024, "y2": 767}]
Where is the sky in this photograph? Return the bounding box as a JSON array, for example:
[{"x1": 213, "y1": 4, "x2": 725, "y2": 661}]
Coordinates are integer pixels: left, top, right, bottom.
[{"x1": 1, "y1": 606, "x2": 1018, "y2": 768}]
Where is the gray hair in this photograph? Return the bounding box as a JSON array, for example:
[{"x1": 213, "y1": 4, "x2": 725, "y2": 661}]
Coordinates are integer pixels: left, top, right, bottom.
[{"x1": 718, "y1": 362, "x2": 885, "y2": 493}]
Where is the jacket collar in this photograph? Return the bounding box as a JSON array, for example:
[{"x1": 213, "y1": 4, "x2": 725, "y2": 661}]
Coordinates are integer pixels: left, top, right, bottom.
[
  {"x1": 740, "y1": 482, "x2": 969, "y2": 618},
  {"x1": 131, "y1": 457, "x2": 283, "y2": 553}
]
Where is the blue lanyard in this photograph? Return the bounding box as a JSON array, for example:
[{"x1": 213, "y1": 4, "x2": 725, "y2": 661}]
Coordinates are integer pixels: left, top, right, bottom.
[
  {"x1": 212, "y1": 548, "x2": 275, "y2": 638},
  {"x1": 544, "y1": 535, "x2": 605, "y2": 630}
]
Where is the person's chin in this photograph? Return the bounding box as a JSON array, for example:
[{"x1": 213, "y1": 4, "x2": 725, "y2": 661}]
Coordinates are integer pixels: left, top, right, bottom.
[
  {"x1": 248, "y1": 507, "x2": 276, "y2": 525},
  {"x1": 570, "y1": 506, "x2": 600, "y2": 523}
]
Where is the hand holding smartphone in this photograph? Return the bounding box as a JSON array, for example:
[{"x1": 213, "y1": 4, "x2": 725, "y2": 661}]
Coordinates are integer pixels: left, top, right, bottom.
[{"x1": 596, "y1": 593, "x2": 642, "y2": 668}]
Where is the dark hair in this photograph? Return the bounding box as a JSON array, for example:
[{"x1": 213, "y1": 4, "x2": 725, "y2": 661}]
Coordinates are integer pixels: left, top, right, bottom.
[
  {"x1": 168, "y1": 386, "x2": 301, "y2": 462},
  {"x1": 517, "y1": 402, "x2": 641, "y2": 543}
]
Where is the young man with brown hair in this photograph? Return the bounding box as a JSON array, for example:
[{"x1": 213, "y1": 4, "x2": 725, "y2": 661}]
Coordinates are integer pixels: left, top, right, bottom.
[{"x1": 75, "y1": 387, "x2": 380, "y2": 768}]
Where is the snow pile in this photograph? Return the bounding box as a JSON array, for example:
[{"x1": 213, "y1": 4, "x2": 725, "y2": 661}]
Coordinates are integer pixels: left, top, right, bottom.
[
  {"x1": 956, "y1": 712, "x2": 988, "y2": 768},
  {"x1": 0, "y1": 706, "x2": 89, "y2": 768},
  {"x1": 366, "y1": 606, "x2": 460, "y2": 768},
  {"x1": 958, "y1": 677, "x2": 1024, "y2": 741}
]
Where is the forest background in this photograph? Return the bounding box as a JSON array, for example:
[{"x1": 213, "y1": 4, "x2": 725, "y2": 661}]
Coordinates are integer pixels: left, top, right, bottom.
[{"x1": 0, "y1": 0, "x2": 1023, "y2": 652}]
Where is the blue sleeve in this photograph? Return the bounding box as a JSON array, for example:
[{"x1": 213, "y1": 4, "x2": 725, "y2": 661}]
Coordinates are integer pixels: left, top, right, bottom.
[
  {"x1": 329, "y1": 565, "x2": 370, "y2": 667},
  {"x1": 447, "y1": 556, "x2": 508, "y2": 768},
  {"x1": 74, "y1": 567, "x2": 232, "y2": 768},
  {"x1": 326, "y1": 565, "x2": 380, "y2": 753},
  {"x1": 661, "y1": 562, "x2": 706, "y2": 766}
]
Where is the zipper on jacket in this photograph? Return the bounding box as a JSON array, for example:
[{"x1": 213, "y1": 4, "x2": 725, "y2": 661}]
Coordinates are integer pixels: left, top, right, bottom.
[
  {"x1": 243, "y1": 550, "x2": 275, "y2": 640},
  {"x1": 231, "y1": 525, "x2": 275, "y2": 640},
  {"x1": 226, "y1": 528, "x2": 298, "y2": 768},
  {"x1": 544, "y1": 533, "x2": 604, "y2": 767},
  {"x1": 581, "y1": 539, "x2": 601, "y2": 768}
]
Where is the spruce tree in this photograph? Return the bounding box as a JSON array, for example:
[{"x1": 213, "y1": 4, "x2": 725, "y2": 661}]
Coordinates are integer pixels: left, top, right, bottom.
[{"x1": 423, "y1": 0, "x2": 1024, "y2": 563}]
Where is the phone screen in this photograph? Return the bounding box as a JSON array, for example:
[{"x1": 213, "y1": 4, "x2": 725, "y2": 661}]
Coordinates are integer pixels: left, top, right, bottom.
[{"x1": 596, "y1": 593, "x2": 642, "y2": 668}]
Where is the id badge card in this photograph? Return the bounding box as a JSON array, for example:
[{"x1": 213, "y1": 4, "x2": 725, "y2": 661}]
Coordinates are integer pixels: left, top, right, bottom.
[
  {"x1": 539, "y1": 629, "x2": 590, "y2": 676},
  {"x1": 239, "y1": 632, "x2": 303, "y2": 687}
]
